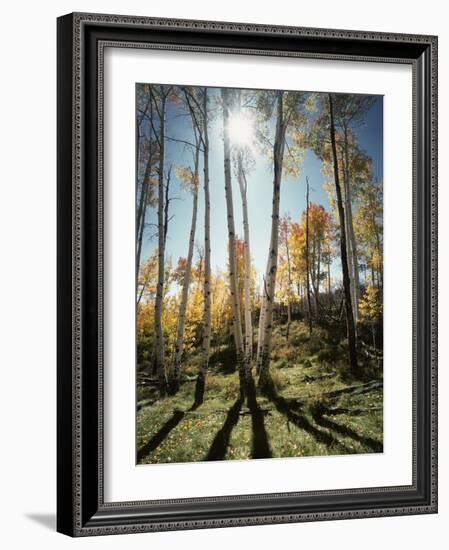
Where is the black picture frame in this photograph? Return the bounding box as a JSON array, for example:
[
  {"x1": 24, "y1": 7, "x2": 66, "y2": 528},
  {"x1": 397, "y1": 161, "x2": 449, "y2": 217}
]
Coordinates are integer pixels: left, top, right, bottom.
[{"x1": 57, "y1": 12, "x2": 438, "y2": 537}]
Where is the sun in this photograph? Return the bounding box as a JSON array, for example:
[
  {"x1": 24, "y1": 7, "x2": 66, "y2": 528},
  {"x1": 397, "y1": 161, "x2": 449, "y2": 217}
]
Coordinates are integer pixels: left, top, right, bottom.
[{"x1": 227, "y1": 111, "x2": 255, "y2": 148}]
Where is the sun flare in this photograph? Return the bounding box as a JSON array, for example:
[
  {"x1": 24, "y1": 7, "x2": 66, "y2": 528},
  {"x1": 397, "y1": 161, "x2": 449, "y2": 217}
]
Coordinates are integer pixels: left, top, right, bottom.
[{"x1": 227, "y1": 111, "x2": 255, "y2": 148}]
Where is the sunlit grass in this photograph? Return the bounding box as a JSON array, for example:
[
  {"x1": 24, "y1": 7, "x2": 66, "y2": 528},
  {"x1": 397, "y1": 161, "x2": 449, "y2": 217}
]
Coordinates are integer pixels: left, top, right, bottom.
[{"x1": 137, "y1": 320, "x2": 383, "y2": 465}]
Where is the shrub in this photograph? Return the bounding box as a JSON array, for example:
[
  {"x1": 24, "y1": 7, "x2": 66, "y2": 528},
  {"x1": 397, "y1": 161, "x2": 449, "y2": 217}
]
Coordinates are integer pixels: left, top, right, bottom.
[{"x1": 270, "y1": 370, "x2": 287, "y2": 392}]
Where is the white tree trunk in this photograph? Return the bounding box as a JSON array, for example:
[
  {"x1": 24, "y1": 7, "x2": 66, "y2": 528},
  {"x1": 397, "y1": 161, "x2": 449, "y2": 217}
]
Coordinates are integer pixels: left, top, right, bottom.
[
  {"x1": 221, "y1": 88, "x2": 245, "y2": 393},
  {"x1": 285, "y1": 232, "x2": 293, "y2": 340},
  {"x1": 343, "y1": 128, "x2": 360, "y2": 324},
  {"x1": 256, "y1": 283, "x2": 266, "y2": 375},
  {"x1": 328, "y1": 93, "x2": 359, "y2": 377},
  {"x1": 305, "y1": 177, "x2": 313, "y2": 334},
  {"x1": 315, "y1": 238, "x2": 321, "y2": 315},
  {"x1": 136, "y1": 100, "x2": 154, "y2": 290},
  {"x1": 136, "y1": 179, "x2": 149, "y2": 288},
  {"x1": 257, "y1": 91, "x2": 286, "y2": 390},
  {"x1": 340, "y1": 150, "x2": 356, "y2": 324},
  {"x1": 154, "y1": 94, "x2": 167, "y2": 390},
  {"x1": 172, "y1": 146, "x2": 200, "y2": 387},
  {"x1": 237, "y1": 152, "x2": 253, "y2": 366},
  {"x1": 199, "y1": 89, "x2": 211, "y2": 392}
]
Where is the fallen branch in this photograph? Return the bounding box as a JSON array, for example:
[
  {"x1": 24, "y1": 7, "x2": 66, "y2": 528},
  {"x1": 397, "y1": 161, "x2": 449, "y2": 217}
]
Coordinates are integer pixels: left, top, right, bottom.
[
  {"x1": 303, "y1": 371, "x2": 336, "y2": 383},
  {"x1": 138, "y1": 379, "x2": 160, "y2": 387},
  {"x1": 137, "y1": 374, "x2": 198, "y2": 386}
]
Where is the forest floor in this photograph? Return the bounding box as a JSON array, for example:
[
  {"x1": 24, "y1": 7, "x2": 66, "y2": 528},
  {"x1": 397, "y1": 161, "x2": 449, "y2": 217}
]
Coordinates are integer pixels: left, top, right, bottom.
[{"x1": 137, "y1": 320, "x2": 383, "y2": 464}]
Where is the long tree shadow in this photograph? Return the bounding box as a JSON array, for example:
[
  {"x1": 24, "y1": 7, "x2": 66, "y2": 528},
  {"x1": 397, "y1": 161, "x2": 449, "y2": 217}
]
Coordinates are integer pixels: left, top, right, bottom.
[
  {"x1": 312, "y1": 412, "x2": 383, "y2": 453},
  {"x1": 137, "y1": 400, "x2": 200, "y2": 463},
  {"x1": 264, "y1": 385, "x2": 349, "y2": 453},
  {"x1": 205, "y1": 398, "x2": 243, "y2": 461},
  {"x1": 247, "y1": 377, "x2": 272, "y2": 459}
]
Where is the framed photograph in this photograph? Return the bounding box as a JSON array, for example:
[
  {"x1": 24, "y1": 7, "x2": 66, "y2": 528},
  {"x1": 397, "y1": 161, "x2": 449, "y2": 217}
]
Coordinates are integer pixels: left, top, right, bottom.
[{"x1": 57, "y1": 12, "x2": 438, "y2": 536}]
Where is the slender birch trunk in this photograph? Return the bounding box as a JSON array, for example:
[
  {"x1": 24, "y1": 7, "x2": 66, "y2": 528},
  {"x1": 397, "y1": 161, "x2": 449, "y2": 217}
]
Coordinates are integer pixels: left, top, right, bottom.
[
  {"x1": 136, "y1": 264, "x2": 151, "y2": 306},
  {"x1": 163, "y1": 166, "x2": 172, "y2": 244},
  {"x1": 343, "y1": 126, "x2": 360, "y2": 323},
  {"x1": 257, "y1": 91, "x2": 286, "y2": 391},
  {"x1": 237, "y1": 152, "x2": 253, "y2": 366},
  {"x1": 256, "y1": 285, "x2": 266, "y2": 374},
  {"x1": 315, "y1": 238, "x2": 321, "y2": 316},
  {"x1": 136, "y1": 96, "x2": 151, "y2": 236},
  {"x1": 375, "y1": 229, "x2": 383, "y2": 288},
  {"x1": 136, "y1": 175, "x2": 147, "y2": 256},
  {"x1": 286, "y1": 273, "x2": 292, "y2": 341},
  {"x1": 340, "y1": 150, "x2": 356, "y2": 325},
  {"x1": 197, "y1": 88, "x2": 211, "y2": 404},
  {"x1": 136, "y1": 100, "x2": 154, "y2": 287},
  {"x1": 221, "y1": 88, "x2": 246, "y2": 395},
  {"x1": 305, "y1": 177, "x2": 313, "y2": 335},
  {"x1": 136, "y1": 180, "x2": 148, "y2": 286},
  {"x1": 311, "y1": 237, "x2": 317, "y2": 309},
  {"x1": 284, "y1": 224, "x2": 293, "y2": 341},
  {"x1": 328, "y1": 93, "x2": 359, "y2": 377},
  {"x1": 233, "y1": 90, "x2": 253, "y2": 368},
  {"x1": 154, "y1": 93, "x2": 167, "y2": 391},
  {"x1": 171, "y1": 145, "x2": 200, "y2": 392}
]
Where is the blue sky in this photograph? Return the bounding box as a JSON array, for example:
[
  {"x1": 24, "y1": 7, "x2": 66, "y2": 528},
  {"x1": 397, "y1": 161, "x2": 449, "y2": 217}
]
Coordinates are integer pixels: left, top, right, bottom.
[{"x1": 139, "y1": 87, "x2": 383, "y2": 288}]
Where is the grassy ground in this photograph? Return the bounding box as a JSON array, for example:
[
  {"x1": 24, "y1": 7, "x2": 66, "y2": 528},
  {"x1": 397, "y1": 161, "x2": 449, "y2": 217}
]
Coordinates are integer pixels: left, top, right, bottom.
[{"x1": 137, "y1": 320, "x2": 383, "y2": 464}]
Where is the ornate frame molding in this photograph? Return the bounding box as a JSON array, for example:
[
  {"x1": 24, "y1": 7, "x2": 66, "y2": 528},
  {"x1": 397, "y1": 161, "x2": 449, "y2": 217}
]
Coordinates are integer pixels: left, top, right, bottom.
[{"x1": 57, "y1": 12, "x2": 437, "y2": 537}]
